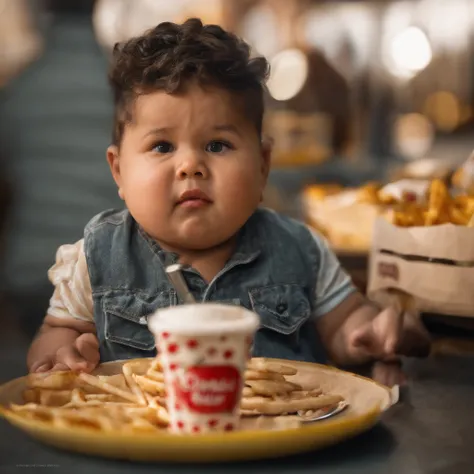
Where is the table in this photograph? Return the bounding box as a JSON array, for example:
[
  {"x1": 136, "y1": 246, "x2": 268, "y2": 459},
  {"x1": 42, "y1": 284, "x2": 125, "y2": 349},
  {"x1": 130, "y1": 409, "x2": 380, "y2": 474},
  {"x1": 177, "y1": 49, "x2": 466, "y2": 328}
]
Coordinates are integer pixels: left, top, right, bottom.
[{"x1": 1, "y1": 324, "x2": 474, "y2": 474}]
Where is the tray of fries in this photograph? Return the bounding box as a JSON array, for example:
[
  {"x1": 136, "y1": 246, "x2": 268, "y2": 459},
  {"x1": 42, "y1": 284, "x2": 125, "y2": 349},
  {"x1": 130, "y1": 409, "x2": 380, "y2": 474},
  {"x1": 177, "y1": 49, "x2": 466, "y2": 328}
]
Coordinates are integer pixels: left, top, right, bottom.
[
  {"x1": 369, "y1": 179, "x2": 474, "y2": 318},
  {"x1": 302, "y1": 180, "x2": 432, "y2": 254},
  {"x1": 0, "y1": 358, "x2": 392, "y2": 463}
]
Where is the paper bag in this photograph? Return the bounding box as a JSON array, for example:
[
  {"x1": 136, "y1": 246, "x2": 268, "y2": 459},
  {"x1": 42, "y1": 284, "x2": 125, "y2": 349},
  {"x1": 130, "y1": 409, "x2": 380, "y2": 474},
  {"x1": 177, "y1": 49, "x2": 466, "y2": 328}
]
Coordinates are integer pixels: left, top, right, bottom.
[
  {"x1": 303, "y1": 191, "x2": 380, "y2": 251},
  {"x1": 368, "y1": 218, "x2": 474, "y2": 318}
]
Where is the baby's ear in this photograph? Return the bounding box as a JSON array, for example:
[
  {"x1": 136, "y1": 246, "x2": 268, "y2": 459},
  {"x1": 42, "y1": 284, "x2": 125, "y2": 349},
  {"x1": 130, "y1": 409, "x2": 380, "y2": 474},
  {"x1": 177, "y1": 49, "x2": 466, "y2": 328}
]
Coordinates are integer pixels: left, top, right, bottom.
[{"x1": 106, "y1": 145, "x2": 122, "y2": 189}]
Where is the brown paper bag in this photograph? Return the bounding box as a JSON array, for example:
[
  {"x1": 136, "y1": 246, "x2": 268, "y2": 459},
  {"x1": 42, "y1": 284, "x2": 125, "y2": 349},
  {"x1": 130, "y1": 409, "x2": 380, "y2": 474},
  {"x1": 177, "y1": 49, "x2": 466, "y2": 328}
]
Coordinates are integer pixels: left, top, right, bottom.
[{"x1": 368, "y1": 218, "x2": 474, "y2": 318}]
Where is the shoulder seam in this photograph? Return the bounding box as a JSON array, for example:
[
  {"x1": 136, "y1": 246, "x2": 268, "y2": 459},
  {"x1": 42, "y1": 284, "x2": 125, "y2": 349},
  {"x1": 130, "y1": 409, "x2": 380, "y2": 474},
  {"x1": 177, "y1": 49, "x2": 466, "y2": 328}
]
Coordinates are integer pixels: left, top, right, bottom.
[{"x1": 85, "y1": 209, "x2": 129, "y2": 234}]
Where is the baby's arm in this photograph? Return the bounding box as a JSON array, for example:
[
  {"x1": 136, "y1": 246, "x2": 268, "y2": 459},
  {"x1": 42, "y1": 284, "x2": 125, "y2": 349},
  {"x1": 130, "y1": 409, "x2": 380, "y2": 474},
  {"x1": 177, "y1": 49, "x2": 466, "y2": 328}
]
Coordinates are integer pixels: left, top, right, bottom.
[
  {"x1": 27, "y1": 316, "x2": 98, "y2": 372},
  {"x1": 309, "y1": 231, "x2": 430, "y2": 376},
  {"x1": 316, "y1": 292, "x2": 378, "y2": 366},
  {"x1": 316, "y1": 289, "x2": 431, "y2": 366},
  {"x1": 316, "y1": 292, "x2": 430, "y2": 387},
  {"x1": 27, "y1": 239, "x2": 99, "y2": 373}
]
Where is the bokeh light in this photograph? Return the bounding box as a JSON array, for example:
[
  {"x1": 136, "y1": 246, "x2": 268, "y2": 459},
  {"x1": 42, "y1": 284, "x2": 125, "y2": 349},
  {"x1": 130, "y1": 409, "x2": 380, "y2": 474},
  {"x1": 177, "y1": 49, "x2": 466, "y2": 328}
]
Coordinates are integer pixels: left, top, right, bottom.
[
  {"x1": 267, "y1": 49, "x2": 308, "y2": 101},
  {"x1": 385, "y1": 27, "x2": 432, "y2": 79}
]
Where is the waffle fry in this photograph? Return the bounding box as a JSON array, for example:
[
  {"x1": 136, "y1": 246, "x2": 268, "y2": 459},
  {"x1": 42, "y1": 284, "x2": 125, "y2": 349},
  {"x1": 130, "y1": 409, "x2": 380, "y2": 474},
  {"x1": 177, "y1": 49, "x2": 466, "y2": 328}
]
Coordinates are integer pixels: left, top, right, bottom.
[
  {"x1": 27, "y1": 371, "x2": 77, "y2": 390},
  {"x1": 8, "y1": 358, "x2": 344, "y2": 432},
  {"x1": 241, "y1": 394, "x2": 344, "y2": 416},
  {"x1": 245, "y1": 380, "x2": 302, "y2": 397},
  {"x1": 247, "y1": 358, "x2": 298, "y2": 376},
  {"x1": 242, "y1": 362, "x2": 338, "y2": 417},
  {"x1": 244, "y1": 369, "x2": 286, "y2": 382}
]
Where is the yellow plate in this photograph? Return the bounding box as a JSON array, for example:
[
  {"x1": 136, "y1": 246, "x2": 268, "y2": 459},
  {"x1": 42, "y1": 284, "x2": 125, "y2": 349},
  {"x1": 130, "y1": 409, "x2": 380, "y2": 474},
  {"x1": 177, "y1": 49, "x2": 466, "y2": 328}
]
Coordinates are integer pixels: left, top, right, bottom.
[{"x1": 0, "y1": 359, "x2": 392, "y2": 463}]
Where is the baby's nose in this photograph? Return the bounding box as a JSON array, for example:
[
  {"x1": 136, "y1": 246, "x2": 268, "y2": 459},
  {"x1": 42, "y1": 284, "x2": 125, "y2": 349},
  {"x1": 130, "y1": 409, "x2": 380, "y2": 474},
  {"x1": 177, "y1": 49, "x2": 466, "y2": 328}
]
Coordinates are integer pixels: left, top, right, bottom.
[
  {"x1": 176, "y1": 152, "x2": 208, "y2": 179},
  {"x1": 178, "y1": 168, "x2": 204, "y2": 178}
]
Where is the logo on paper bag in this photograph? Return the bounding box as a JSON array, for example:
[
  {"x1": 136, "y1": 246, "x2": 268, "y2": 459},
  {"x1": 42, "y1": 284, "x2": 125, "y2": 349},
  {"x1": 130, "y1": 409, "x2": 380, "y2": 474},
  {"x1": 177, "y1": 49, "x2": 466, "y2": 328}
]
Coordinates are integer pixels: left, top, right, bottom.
[
  {"x1": 174, "y1": 365, "x2": 241, "y2": 414},
  {"x1": 378, "y1": 262, "x2": 399, "y2": 281}
]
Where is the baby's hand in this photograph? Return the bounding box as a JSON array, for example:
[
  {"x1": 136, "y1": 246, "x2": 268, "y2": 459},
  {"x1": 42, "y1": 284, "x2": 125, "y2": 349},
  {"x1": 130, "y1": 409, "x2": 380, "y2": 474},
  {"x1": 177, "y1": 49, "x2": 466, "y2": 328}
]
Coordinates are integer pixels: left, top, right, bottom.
[
  {"x1": 30, "y1": 333, "x2": 100, "y2": 373},
  {"x1": 371, "y1": 359, "x2": 406, "y2": 387},
  {"x1": 348, "y1": 306, "x2": 403, "y2": 361}
]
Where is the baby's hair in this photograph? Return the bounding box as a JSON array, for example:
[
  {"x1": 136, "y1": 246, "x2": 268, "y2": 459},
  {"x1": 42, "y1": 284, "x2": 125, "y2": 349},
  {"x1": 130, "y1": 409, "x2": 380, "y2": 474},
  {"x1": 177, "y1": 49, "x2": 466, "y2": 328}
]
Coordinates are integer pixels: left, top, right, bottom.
[{"x1": 108, "y1": 18, "x2": 269, "y2": 145}]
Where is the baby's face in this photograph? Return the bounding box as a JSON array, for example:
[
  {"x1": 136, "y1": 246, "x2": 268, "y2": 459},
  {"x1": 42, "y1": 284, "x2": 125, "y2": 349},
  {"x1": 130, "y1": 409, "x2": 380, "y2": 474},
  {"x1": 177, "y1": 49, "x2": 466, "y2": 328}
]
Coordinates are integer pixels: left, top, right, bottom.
[{"x1": 107, "y1": 84, "x2": 270, "y2": 251}]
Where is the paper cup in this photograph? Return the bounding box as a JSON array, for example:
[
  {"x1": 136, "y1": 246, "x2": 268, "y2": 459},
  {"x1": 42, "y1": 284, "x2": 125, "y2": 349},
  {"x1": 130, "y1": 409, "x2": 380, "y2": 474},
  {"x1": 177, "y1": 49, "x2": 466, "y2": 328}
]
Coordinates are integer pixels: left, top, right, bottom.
[{"x1": 148, "y1": 303, "x2": 259, "y2": 434}]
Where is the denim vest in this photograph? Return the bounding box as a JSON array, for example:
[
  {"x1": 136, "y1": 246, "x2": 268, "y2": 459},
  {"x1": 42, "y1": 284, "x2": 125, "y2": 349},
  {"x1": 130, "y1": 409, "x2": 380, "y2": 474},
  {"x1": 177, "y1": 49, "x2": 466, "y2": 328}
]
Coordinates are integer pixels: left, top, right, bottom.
[{"x1": 84, "y1": 208, "x2": 327, "y2": 364}]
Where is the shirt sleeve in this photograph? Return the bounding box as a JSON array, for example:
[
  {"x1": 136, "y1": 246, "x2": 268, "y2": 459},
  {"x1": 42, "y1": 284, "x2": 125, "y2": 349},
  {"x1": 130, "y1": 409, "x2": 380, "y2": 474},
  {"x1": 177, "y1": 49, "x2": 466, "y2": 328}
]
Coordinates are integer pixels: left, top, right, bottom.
[
  {"x1": 47, "y1": 239, "x2": 94, "y2": 323},
  {"x1": 309, "y1": 229, "x2": 356, "y2": 318}
]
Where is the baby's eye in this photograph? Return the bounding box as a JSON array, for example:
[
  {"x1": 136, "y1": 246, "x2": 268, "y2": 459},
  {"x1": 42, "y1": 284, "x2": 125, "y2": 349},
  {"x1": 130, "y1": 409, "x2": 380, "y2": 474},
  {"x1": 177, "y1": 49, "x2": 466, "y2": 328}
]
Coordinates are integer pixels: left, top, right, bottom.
[
  {"x1": 152, "y1": 141, "x2": 174, "y2": 154},
  {"x1": 206, "y1": 141, "x2": 232, "y2": 154}
]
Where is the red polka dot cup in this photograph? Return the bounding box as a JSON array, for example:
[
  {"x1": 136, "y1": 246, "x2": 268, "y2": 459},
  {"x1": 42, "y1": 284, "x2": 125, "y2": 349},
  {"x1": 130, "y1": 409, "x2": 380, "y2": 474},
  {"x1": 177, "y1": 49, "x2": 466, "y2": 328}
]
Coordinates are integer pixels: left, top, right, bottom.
[{"x1": 148, "y1": 304, "x2": 259, "y2": 434}]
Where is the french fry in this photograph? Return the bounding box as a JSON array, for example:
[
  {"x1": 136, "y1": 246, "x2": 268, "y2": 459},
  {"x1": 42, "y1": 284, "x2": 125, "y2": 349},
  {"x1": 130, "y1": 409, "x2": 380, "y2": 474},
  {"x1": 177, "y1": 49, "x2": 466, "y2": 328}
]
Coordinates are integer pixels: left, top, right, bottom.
[
  {"x1": 145, "y1": 369, "x2": 164, "y2": 383},
  {"x1": 382, "y1": 178, "x2": 474, "y2": 228},
  {"x1": 96, "y1": 374, "x2": 129, "y2": 390},
  {"x1": 424, "y1": 179, "x2": 450, "y2": 225},
  {"x1": 449, "y1": 206, "x2": 471, "y2": 226},
  {"x1": 78, "y1": 373, "x2": 138, "y2": 403},
  {"x1": 133, "y1": 374, "x2": 165, "y2": 396},
  {"x1": 122, "y1": 363, "x2": 147, "y2": 406}
]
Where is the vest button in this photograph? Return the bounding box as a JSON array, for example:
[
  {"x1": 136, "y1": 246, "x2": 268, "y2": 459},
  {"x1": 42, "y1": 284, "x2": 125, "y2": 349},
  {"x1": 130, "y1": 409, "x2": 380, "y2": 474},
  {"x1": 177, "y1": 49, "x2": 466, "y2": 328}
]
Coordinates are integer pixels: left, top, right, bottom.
[{"x1": 276, "y1": 303, "x2": 288, "y2": 313}]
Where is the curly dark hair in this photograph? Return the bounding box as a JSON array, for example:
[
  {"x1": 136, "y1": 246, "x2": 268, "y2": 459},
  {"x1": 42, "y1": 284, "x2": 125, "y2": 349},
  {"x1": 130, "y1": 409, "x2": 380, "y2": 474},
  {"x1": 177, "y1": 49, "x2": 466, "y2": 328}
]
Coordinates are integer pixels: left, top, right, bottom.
[{"x1": 108, "y1": 18, "x2": 270, "y2": 146}]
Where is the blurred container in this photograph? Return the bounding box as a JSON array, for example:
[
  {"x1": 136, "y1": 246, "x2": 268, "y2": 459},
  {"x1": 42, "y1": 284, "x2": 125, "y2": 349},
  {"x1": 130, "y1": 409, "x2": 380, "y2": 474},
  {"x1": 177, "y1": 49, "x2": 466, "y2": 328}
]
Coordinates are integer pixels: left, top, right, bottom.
[{"x1": 265, "y1": 111, "x2": 332, "y2": 167}]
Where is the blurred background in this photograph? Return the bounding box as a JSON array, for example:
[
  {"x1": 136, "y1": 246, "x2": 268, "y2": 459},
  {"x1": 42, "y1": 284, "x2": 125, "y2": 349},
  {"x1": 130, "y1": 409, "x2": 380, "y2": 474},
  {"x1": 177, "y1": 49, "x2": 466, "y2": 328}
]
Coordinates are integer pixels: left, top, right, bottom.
[{"x1": 0, "y1": 0, "x2": 474, "y2": 338}]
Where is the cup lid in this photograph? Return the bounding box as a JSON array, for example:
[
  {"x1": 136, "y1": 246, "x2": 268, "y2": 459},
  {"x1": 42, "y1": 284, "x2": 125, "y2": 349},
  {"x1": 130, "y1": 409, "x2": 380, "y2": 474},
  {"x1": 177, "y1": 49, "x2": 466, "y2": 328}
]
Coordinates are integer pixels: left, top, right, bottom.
[{"x1": 148, "y1": 303, "x2": 260, "y2": 336}]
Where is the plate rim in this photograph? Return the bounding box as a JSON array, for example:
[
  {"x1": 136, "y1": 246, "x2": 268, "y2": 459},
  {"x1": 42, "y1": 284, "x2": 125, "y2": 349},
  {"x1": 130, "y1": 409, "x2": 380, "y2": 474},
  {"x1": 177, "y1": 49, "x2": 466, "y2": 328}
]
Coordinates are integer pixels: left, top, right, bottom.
[
  {"x1": 0, "y1": 358, "x2": 392, "y2": 437},
  {"x1": 0, "y1": 358, "x2": 391, "y2": 461}
]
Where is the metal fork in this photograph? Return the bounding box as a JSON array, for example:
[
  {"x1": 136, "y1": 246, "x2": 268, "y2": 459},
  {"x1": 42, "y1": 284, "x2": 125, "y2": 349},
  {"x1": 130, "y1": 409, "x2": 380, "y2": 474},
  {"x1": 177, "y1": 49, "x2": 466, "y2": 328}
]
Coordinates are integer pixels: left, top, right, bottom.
[{"x1": 297, "y1": 401, "x2": 349, "y2": 423}]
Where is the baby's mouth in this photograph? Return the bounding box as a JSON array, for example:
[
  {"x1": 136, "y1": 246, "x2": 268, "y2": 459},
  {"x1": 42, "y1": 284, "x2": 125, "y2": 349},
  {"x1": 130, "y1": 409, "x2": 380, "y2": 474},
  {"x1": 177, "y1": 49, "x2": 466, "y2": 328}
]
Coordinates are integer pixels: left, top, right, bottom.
[
  {"x1": 178, "y1": 198, "x2": 211, "y2": 209},
  {"x1": 177, "y1": 189, "x2": 213, "y2": 209}
]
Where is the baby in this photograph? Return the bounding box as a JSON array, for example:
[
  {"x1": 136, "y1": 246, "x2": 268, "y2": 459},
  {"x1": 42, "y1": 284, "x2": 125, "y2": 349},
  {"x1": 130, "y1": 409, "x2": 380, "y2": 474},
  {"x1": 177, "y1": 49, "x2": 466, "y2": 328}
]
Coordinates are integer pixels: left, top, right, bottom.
[{"x1": 27, "y1": 19, "x2": 429, "y2": 386}]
